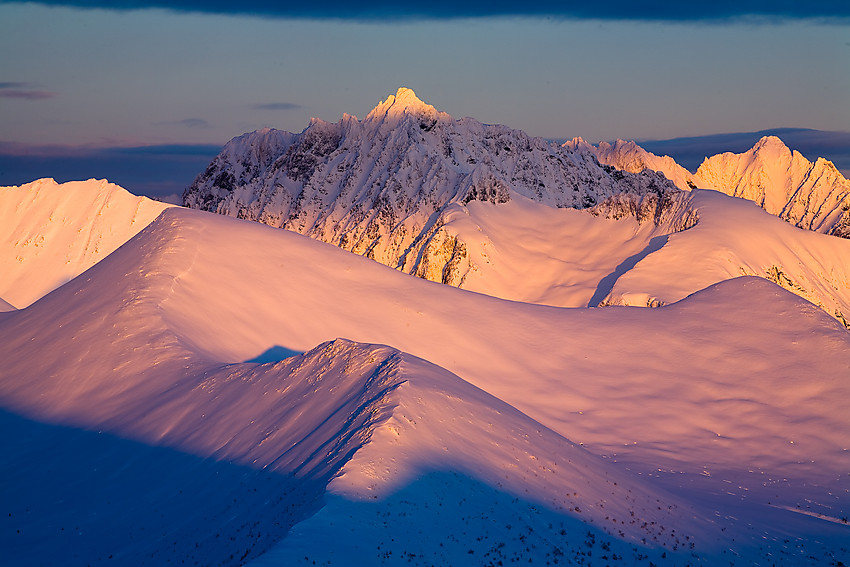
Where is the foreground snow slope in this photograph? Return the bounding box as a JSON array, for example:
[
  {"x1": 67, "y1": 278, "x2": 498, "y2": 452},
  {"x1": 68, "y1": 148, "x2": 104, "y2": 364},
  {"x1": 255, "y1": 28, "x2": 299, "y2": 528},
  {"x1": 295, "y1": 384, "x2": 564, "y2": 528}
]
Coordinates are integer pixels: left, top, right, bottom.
[
  {"x1": 11, "y1": 205, "x2": 839, "y2": 500},
  {"x1": 1, "y1": 204, "x2": 847, "y2": 564},
  {"x1": 0, "y1": 205, "x2": 712, "y2": 564},
  {"x1": 254, "y1": 354, "x2": 716, "y2": 567},
  {"x1": 0, "y1": 178, "x2": 173, "y2": 307},
  {"x1": 102, "y1": 208, "x2": 846, "y2": 486}
]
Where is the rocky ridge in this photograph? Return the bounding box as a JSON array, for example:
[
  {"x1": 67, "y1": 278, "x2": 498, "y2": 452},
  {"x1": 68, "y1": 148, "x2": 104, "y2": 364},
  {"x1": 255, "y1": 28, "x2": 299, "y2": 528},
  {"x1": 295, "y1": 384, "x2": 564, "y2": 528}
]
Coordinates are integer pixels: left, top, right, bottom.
[
  {"x1": 184, "y1": 88, "x2": 683, "y2": 286},
  {"x1": 568, "y1": 136, "x2": 850, "y2": 237}
]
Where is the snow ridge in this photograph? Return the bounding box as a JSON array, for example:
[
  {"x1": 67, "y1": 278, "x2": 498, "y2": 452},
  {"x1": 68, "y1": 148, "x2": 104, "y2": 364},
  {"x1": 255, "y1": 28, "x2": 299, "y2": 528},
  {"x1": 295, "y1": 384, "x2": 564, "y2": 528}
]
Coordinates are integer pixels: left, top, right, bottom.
[
  {"x1": 3, "y1": 204, "x2": 848, "y2": 565},
  {"x1": 183, "y1": 88, "x2": 682, "y2": 285},
  {"x1": 695, "y1": 136, "x2": 850, "y2": 236},
  {"x1": 0, "y1": 178, "x2": 173, "y2": 308},
  {"x1": 572, "y1": 135, "x2": 850, "y2": 237}
]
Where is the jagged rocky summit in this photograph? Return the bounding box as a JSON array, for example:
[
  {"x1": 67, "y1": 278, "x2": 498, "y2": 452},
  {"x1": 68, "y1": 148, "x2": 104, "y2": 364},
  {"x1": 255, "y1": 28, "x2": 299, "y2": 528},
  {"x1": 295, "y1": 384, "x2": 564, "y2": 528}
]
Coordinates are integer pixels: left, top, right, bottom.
[
  {"x1": 567, "y1": 135, "x2": 850, "y2": 238},
  {"x1": 184, "y1": 88, "x2": 683, "y2": 285}
]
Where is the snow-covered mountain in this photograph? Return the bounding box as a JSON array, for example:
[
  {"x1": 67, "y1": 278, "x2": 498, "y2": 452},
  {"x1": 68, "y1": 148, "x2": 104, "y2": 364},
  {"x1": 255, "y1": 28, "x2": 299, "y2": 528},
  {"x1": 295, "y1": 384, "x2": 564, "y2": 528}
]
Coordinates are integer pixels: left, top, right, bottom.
[
  {"x1": 589, "y1": 189, "x2": 850, "y2": 326},
  {"x1": 184, "y1": 88, "x2": 682, "y2": 286},
  {"x1": 565, "y1": 137, "x2": 699, "y2": 192},
  {"x1": 3, "y1": 128, "x2": 847, "y2": 330},
  {"x1": 696, "y1": 136, "x2": 850, "y2": 236},
  {"x1": 570, "y1": 135, "x2": 850, "y2": 237},
  {"x1": 2, "y1": 203, "x2": 847, "y2": 565},
  {"x1": 0, "y1": 178, "x2": 173, "y2": 308},
  {"x1": 181, "y1": 89, "x2": 849, "y2": 328},
  {"x1": 5, "y1": 87, "x2": 850, "y2": 566}
]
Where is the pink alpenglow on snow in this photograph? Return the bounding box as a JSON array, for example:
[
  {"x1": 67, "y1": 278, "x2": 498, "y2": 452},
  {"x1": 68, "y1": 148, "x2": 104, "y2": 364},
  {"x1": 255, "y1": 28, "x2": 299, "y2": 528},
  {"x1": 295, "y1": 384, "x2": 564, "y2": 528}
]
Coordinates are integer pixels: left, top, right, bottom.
[
  {"x1": 1, "y1": 90, "x2": 849, "y2": 566},
  {"x1": 1, "y1": 201, "x2": 847, "y2": 566}
]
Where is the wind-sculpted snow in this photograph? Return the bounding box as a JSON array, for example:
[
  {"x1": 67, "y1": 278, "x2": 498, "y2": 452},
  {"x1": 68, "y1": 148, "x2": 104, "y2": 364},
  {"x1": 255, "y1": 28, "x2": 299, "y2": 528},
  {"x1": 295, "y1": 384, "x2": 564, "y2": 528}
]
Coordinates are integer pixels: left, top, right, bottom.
[
  {"x1": 570, "y1": 135, "x2": 850, "y2": 237},
  {"x1": 0, "y1": 204, "x2": 708, "y2": 564},
  {"x1": 1, "y1": 205, "x2": 848, "y2": 565},
  {"x1": 0, "y1": 232, "x2": 412, "y2": 565},
  {"x1": 600, "y1": 189, "x2": 850, "y2": 328},
  {"x1": 0, "y1": 340, "x2": 410, "y2": 566},
  {"x1": 0, "y1": 178, "x2": 173, "y2": 308},
  {"x1": 184, "y1": 88, "x2": 682, "y2": 286},
  {"x1": 256, "y1": 353, "x2": 716, "y2": 566}
]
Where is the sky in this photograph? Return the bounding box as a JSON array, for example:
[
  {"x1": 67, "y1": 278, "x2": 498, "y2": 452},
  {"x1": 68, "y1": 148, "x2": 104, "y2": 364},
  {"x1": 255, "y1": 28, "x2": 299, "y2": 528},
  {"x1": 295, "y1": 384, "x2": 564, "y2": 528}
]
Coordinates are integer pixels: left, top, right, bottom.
[{"x1": 1, "y1": 1, "x2": 849, "y2": 198}]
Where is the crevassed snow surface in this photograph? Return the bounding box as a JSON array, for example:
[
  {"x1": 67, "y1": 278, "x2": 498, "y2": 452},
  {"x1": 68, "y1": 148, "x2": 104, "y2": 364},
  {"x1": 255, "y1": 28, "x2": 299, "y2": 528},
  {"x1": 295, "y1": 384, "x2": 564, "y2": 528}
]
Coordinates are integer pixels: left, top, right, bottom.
[{"x1": 2, "y1": 202, "x2": 847, "y2": 566}]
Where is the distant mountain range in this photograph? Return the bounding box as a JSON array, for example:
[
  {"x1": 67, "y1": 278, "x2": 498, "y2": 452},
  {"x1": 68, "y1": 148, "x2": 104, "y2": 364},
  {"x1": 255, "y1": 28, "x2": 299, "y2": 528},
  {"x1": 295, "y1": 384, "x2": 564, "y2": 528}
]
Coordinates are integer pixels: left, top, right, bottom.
[{"x1": 569, "y1": 135, "x2": 850, "y2": 237}]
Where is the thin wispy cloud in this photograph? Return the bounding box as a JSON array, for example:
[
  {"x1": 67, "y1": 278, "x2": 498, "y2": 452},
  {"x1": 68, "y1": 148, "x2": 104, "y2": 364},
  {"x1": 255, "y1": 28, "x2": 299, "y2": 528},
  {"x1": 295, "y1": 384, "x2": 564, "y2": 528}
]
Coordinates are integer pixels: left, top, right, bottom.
[
  {"x1": 0, "y1": 81, "x2": 57, "y2": 100},
  {"x1": 155, "y1": 118, "x2": 211, "y2": 129},
  {"x1": 4, "y1": 0, "x2": 848, "y2": 21},
  {"x1": 0, "y1": 90, "x2": 57, "y2": 100},
  {"x1": 252, "y1": 102, "x2": 303, "y2": 111}
]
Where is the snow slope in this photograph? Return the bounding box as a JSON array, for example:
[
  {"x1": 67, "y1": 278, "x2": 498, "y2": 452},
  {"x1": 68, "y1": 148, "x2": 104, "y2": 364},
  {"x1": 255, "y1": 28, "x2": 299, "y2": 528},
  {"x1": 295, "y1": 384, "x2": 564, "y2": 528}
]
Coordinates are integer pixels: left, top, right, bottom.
[
  {"x1": 602, "y1": 189, "x2": 850, "y2": 328},
  {"x1": 340, "y1": 187, "x2": 849, "y2": 330},
  {"x1": 0, "y1": 177, "x2": 173, "y2": 308},
  {"x1": 571, "y1": 135, "x2": 850, "y2": 237},
  {"x1": 397, "y1": 193, "x2": 693, "y2": 308},
  {"x1": 184, "y1": 88, "x2": 680, "y2": 286},
  {"x1": 0, "y1": 204, "x2": 705, "y2": 564},
  {"x1": 1, "y1": 204, "x2": 847, "y2": 565}
]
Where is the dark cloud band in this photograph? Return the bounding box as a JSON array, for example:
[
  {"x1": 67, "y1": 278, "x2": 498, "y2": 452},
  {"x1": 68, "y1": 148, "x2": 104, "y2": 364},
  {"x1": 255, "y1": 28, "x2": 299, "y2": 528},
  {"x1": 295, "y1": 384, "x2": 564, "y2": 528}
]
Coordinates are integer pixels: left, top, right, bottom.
[
  {"x1": 636, "y1": 128, "x2": 850, "y2": 174},
  {"x1": 3, "y1": 0, "x2": 848, "y2": 21}
]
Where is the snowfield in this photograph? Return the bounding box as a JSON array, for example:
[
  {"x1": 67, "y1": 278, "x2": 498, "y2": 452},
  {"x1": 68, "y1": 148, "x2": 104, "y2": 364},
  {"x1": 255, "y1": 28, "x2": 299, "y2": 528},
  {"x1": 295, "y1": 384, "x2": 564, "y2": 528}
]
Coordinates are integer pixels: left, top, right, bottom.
[
  {"x1": 1, "y1": 90, "x2": 849, "y2": 566},
  {"x1": 1, "y1": 195, "x2": 848, "y2": 566}
]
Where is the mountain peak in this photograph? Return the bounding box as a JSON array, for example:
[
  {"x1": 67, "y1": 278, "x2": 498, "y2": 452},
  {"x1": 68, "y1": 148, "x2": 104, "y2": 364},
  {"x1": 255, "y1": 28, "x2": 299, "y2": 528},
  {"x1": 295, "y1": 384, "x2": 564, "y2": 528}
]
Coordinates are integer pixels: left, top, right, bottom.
[
  {"x1": 366, "y1": 87, "x2": 438, "y2": 121},
  {"x1": 752, "y1": 135, "x2": 790, "y2": 153}
]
